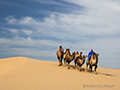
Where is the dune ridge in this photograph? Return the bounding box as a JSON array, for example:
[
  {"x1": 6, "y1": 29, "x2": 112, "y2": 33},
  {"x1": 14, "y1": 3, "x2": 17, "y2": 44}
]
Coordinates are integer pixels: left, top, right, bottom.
[{"x1": 0, "y1": 57, "x2": 119, "y2": 90}]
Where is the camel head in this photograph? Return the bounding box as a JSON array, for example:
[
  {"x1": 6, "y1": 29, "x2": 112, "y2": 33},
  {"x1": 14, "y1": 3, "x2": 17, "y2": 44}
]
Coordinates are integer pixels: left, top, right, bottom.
[
  {"x1": 80, "y1": 52, "x2": 82, "y2": 54},
  {"x1": 66, "y1": 49, "x2": 71, "y2": 56},
  {"x1": 96, "y1": 53, "x2": 99, "y2": 56},
  {"x1": 72, "y1": 52, "x2": 76, "y2": 55},
  {"x1": 76, "y1": 51, "x2": 79, "y2": 55},
  {"x1": 83, "y1": 55, "x2": 87, "y2": 58},
  {"x1": 65, "y1": 49, "x2": 70, "y2": 53},
  {"x1": 59, "y1": 46, "x2": 62, "y2": 48}
]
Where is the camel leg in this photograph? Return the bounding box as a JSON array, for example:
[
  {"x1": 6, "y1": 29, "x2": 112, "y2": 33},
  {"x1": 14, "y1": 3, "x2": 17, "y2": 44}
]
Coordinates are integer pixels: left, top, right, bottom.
[
  {"x1": 58, "y1": 58, "x2": 62, "y2": 66},
  {"x1": 60, "y1": 58, "x2": 63, "y2": 66},
  {"x1": 79, "y1": 67, "x2": 81, "y2": 71},
  {"x1": 94, "y1": 65, "x2": 98, "y2": 75},
  {"x1": 57, "y1": 57, "x2": 61, "y2": 66},
  {"x1": 74, "y1": 61, "x2": 76, "y2": 69},
  {"x1": 90, "y1": 65, "x2": 92, "y2": 73},
  {"x1": 64, "y1": 59, "x2": 66, "y2": 67},
  {"x1": 86, "y1": 60, "x2": 89, "y2": 70},
  {"x1": 59, "y1": 61, "x2": 62, "y2": 66},
  {"x1": 86, "y1": 63, "x2": 88, "y2": 69},
  {"x1": 87, "y1": 64, "x2": 90, "y2": 72},
  {"x1": 68, "y1": 62, "x2": 70, "y2": 69},
  {"x1": 57, "y1": 56, "x2": 59, "y2": 61},
  {"x1": 95, "y1": 65, "x2": 98, "y2": 71}
]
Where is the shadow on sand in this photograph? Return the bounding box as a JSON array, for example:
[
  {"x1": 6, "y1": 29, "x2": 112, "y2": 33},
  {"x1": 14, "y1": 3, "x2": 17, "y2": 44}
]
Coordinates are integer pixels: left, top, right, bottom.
[
  {"x1": 96, "y1": 72, "x2": 116, "y2": 77},
  {"x1": 67, "y1": 65, "x2": 116, "y2": 77}
]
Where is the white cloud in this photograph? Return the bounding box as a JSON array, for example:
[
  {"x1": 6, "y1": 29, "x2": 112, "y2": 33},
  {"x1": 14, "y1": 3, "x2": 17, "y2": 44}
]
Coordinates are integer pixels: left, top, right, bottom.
[
  {"x1": 34, "y1": 0, "x2": 64, "y2": 6},
  {"x1": 27, "y1": 37, "x2": 31, "y2": 40},
  {"x1": 4, "y1": 16, "x2": 18, "y2": 24},
  {"x1": 22, "y1": 30, "x2": 33, "y2": 35},
  {"x1": 2, "y1": 27, "x2": 19, "y2": 33},
  {"x1": 19, "y1": 17, "x2": 36, "y2": 24},
  {"x1": 62, "y1": 0, "x2": 120, "y2": 34}
]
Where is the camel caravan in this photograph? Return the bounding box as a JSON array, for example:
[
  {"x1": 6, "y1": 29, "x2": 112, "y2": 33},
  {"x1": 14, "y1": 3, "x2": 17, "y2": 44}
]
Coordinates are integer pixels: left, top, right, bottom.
[{"x1": 56, "y1": 46, "x2": 99, "y2": 73}]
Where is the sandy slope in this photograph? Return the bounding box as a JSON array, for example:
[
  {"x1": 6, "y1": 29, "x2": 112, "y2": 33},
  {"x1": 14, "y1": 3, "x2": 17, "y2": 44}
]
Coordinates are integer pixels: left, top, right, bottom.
[{"x1": 0, "y1": 57, "x2": 119, "y2": 90}]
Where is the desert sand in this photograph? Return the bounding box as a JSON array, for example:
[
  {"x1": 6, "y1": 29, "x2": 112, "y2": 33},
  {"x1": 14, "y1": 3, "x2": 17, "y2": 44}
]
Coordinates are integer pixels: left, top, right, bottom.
[{"x1": 0, "y1": 57, "x2": 119, "y2": 90}]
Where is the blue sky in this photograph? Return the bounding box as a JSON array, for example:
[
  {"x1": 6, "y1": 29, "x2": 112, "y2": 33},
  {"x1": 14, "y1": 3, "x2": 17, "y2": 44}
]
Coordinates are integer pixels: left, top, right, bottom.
[{"x1": 0, "y1": 0, "x2": 120, "y2": 68}]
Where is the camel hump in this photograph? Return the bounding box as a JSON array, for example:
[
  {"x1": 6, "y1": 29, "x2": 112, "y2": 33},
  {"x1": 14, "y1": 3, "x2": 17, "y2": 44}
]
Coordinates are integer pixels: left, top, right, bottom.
[
  {"x1": 92, "y1": 53, "x2": 99, "y2": 58},
  {"x1": 83, "y1": 55, "x2": 87, "y2": 58}
]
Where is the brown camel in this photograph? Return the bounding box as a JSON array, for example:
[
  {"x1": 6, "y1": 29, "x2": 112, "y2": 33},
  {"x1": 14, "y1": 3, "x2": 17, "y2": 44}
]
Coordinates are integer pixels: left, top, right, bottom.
[
  {"x1": 74, "y1": 51, "x2": 82, "y2": 61},
  {"x1": 86, "y1": 53, "x2": 99, "y2": 72},
  {"x1": 56, "y1": 46, "x2": 64, "y2": 66},
  {"x1": 74, "y1": 55, "x2": 87, "y2": 70},
  {"x1": 65, "y1": 50, "x2": 76, "y2": 69},
  {"x1": 63, "y1": 49, "x2": 70, "y2": 66}
]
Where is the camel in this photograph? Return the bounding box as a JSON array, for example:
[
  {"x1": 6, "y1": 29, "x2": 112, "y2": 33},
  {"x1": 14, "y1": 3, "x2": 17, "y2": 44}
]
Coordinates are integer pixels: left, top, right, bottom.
[
  {"x1": 74, "y1": 55, "x2": 87, "y2": 71},
  {"x1": 63, "y1": 49, "x2": 70, "y2": 66},
  {"x1": 65, "y1": 50, "x2": 76, "y2": 69},
  {"x1": 74, "y1": 51, "x2": 82, "y2": 61},
  {"x1": 56, "y1": 46, "x2": 64, "y2": 66},
  {"x1": 86, "y1": 53, "x2": 99, "y2": 72}
]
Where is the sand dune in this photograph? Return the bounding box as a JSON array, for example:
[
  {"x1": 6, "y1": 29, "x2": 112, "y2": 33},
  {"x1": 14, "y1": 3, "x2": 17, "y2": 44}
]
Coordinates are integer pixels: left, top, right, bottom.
[{"x1": 0, "y1": 57, "x2": 119, "y2": 90}]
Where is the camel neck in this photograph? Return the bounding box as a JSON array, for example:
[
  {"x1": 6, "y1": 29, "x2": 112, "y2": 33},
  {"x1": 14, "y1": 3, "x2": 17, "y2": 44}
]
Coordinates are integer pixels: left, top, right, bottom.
[{"x1": 71, "y1": 53, "x2": 75, "y2": 60}]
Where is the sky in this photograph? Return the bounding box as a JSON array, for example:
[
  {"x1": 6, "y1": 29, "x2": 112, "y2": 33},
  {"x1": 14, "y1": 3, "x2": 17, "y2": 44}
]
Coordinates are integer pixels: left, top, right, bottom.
[{"x1": 0, "y1": 0, "x2": 120, "y2": 68}]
